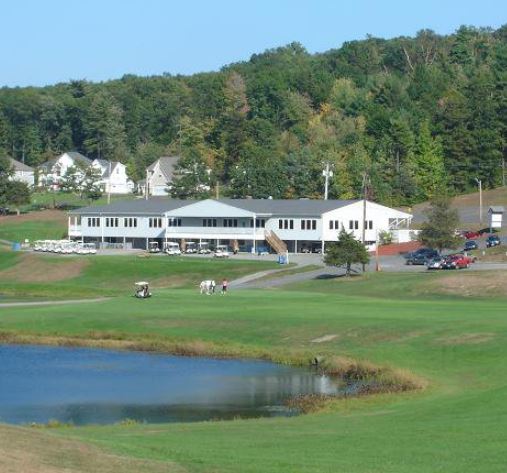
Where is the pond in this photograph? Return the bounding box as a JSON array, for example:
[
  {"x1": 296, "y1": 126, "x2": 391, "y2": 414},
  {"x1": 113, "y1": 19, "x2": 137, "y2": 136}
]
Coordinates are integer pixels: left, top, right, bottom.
[{"x1": 0, "y1": 345, "x2": 353, "y2": 426}]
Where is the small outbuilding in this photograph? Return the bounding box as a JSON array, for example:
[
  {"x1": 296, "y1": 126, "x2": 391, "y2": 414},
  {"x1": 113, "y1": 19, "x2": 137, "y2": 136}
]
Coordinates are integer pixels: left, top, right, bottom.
[{"x1": 488, "y1": 206, "x2": 504, "y2": 230}]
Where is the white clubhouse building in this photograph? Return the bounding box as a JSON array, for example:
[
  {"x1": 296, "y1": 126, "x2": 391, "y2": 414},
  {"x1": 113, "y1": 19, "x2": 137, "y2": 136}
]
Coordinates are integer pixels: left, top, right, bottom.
[{"x1": 68, "y1": 198, "x2": 412, "y2": 253}]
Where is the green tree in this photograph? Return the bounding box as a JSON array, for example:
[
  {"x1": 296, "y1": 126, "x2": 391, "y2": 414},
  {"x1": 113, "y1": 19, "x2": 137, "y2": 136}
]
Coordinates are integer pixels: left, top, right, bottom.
[
  {"x1": 414, "y1": 121, "x2": 446, "y2": 199},
  {"x1": 83, "y1": 90, "x2": 127, "y2": 161},
  {"x1": 418, "y1": 197, "x2": 461, "y2": 252},
  {"x1": 324, "y1": 229, "x2": 370, "y2": 276}
]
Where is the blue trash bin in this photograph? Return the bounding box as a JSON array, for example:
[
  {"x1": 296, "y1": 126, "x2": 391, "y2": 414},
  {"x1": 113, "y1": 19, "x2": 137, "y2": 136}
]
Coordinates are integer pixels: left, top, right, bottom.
[
  {"x1": 12, "y1": 242, "x2": 21, "y2": 251},
  {"x1": 278, "y1": 255, "x2": 287, "y2": 264}
]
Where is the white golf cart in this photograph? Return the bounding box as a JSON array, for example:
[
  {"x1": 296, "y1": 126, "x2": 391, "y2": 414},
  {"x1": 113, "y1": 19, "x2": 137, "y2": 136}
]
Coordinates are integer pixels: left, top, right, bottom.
[
  {"x1": 198, "y1": 242, "x2": 211, "y2": 254},
  {"x1": 77, "y1": 242, "x2": 97, "y2": 255},
  {"x1": 214, "y1": 245, "x2": 230, "y2": 258},
  {"x1": 164, "y1": 241, "x2": 181, "y2": 256},
  {"x1": 134, "y1": 281, "x2": 151, "y2": 299},
  {"x1": 185, "y1": 241, "x2": 197, "y2": 254},
  {"x1": 60, "y1": 241, "x2": 76, "y2": 254},
  {"x1": 148, "y1": 241, "x2": 161, "y2": 253},
  {"x1": 33, "y1": 240, "x2": 44, "y2": 251}
]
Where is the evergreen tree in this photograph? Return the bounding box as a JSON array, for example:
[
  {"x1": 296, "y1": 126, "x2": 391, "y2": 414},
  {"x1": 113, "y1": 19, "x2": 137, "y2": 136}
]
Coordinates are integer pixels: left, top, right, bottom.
[
  {"x1": 418, "y1": 197, "x2": 461, "y2": 251},
  {"x1": 324, "y1": 229, "x2": 370, "y2": 276}
]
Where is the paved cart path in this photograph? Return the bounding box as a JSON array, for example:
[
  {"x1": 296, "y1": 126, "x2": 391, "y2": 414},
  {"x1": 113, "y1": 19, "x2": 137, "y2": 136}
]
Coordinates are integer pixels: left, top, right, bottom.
[{"x1": 0, "y1": 298, "x2": 108, "y2": 308}]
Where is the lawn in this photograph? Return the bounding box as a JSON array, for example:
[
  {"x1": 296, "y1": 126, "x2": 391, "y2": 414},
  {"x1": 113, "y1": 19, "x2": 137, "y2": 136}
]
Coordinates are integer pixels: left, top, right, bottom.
[
  {"x1": 1, "y1": 268, "x2": 507, "y2": 472},
  {"x1": 0, "y1": 210, "x2": 67, "y2": 242}
]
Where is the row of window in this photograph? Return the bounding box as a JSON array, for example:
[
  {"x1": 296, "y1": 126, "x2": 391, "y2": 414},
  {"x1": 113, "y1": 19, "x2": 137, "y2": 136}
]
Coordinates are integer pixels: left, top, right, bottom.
[
  {"x1": 278, "y1": 219, "x2": 317, "y2": 231},
  {"x1": 347, "y1": 220, "x2": 373, "y2": 230},
  {"x1": 86, "y1": 217, "x2": 375, "y2": 230}
]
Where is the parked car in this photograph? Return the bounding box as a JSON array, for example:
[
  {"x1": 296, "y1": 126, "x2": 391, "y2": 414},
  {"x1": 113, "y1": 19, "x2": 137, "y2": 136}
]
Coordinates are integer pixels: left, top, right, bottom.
[
  {"x1": 256, "y1": 245, "x2": 270, "y2": 256},
  {"x1": 486, "y1": 235, "x2": 501, "y2": 248},
  {"x1": 442, "y1": 254, "x2": 472, "y2": 270},
  {"x1": 464, "y1": 240, "x2": 478, "y2": 251},
  {"x1": 426, "y1": 257, "x2": 445, "y2": 270},
  {"x1": 405, "y1": 248, "x2": 439, "y2": 265}
]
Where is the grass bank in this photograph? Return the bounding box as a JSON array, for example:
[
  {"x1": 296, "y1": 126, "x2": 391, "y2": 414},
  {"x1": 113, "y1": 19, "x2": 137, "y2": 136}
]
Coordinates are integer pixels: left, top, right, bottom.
[{"x1": 2, "y1": 271, "x2": 507, "y2": 472}]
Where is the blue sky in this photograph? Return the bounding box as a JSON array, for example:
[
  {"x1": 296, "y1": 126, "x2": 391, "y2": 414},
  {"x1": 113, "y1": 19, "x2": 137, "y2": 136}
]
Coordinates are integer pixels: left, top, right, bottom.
[{"x1": 2, "y1": 0, "x2": 505, "y2": 87}]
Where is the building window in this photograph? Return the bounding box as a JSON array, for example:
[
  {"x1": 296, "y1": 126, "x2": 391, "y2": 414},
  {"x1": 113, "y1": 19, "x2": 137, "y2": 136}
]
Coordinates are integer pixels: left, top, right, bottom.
[
  {"x1": 149, "y1": 217, "x2": 162, "y2": 228},
  {"x1": 203, "y1": 218, "x2": 217, "y2": 227},
  {"x1": 329, "y1": 220, "x2": 339, "y2": 230},
  {"x1": 168, "y1": 218, "x2": 182, "y2": 227},
  {"x1": 349, "y1": 220, "x2": 359, "y2": 230},
  {"x1": 365, "y1": 220, "x2": 373, "y2": 230},
  {"x1": 301, "y1": 219, "x2": 317, "y2": 230},
  {"x1": 279, "y1": 219, "x2": 293, "y2": 230},
  {"x1": 223, "y1": 218, "x2": 238, "y2": 228},
  {"x1": 124, "y1": 217, "x2": 137, "y2": 228},
  {"x1": 251, "y1": 219, "x2": 266, "y2": 228},
  {"x1": 87, "y1": 217, "x2": 100, "y2": 227},
  {"x1": 105, "y1": 217, "x2": 119, "y2": 227}
]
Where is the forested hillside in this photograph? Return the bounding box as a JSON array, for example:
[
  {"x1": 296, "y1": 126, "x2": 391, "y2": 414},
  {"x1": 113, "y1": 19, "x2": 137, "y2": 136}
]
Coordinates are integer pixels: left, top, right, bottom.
[{"x1": 1, "y1": 25, "x2": 506, "y2": 205}]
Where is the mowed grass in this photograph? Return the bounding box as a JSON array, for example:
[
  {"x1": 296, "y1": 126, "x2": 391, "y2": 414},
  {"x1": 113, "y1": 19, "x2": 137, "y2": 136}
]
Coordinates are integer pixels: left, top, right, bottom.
[
  {"x1": 1, "y1": 271, "x2": 507, "y2": 472},
  {"x1": 0, "y1": 210, "x2": 67, "y2": 242},
  {"x1": 0, "y1": 249, "x2": 278, "y2": 298}
]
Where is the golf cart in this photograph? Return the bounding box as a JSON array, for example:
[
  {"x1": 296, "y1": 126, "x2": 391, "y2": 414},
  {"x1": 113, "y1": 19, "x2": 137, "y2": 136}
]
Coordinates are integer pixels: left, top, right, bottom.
[
  {"x1": 185, "y1": 241, "x2": 197, "y2": 253},
  {"x1": 214, "y1": 244, "x2": 230, "y2": 258},
  {"x1": 164, "y1": 241, "x2": 181, "y2": 256},
  {"x1": 148, "y1": 241, "x2": 161, "y2": 253},
  {"x1": 77, "y1": 242, "x2": 97, "y2": 255},
  {"x1": 134, "y1": 281, "x2": 151, "y2": 299},
  {"x1": 198, "y1": 242, "x2": 211, "y2": 254}
]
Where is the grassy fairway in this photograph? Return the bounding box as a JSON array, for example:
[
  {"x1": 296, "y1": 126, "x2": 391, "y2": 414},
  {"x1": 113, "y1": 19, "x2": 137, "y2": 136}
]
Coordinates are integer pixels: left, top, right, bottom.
[
  {"x1": 0, "y1": 210, "x2": 67, "y2": 242},
  {"x1": 0, "y1": 249, "x2": 278, "y2": 298},
  {"x1": 1, "y1": 271, "x2": 507, "y2": 472}
]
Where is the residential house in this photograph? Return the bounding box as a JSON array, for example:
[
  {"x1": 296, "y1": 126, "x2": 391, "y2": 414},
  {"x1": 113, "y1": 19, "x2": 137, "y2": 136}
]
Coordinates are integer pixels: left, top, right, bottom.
[
  {"x1": 9, "y1": 158, "x2": 34, "y2": 187},
  {"x1": 38, "y1": 151, "x2": 92, "y2": 189},
  {"x1": 92, "y1": 159, "x2": 134, "y2": 194},
  {"x1": 68, "y1": 198, "x2": 413, "y2": 252},
  {"x1": 138, "y1": 156, "x2": 180, "y2": 196}
]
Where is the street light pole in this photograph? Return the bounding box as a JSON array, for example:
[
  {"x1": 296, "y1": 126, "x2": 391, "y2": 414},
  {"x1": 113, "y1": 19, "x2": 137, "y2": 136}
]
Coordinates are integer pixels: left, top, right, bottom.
[
  {"x1": 475, "y1": 178, "x2": 482, "y2": 224},
  {"x1": 322, "y1": 163, "x2": 333, "y2": 200}
]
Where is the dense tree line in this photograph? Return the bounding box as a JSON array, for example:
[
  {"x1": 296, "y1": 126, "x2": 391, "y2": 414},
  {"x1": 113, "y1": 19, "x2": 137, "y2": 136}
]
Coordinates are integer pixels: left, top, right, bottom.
[{"x1": 0, "y1": 25, "x2": 506, "y2": 205}]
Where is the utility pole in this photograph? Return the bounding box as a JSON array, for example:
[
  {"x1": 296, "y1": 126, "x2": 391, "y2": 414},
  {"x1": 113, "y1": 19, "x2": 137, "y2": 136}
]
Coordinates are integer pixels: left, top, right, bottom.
[
  {"x1": 107, "y1": 160, "x2": 112, "y2": 204},
  {"x1": 361, "y1": 172, "x2": 368, "y2": 273},
  {"x1": 322, "y1": 163, "x2": 333, "y2": 200},
  {"x1": 475, "y1": 177, "x2": 482, "y2": 224},
  {"x1": 145, "y1": 169, "x2": 149, "y2": 200}
]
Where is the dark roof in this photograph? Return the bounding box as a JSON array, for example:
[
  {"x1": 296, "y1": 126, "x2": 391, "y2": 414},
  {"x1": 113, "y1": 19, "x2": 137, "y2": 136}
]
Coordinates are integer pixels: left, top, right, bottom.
[
  {"x1": 219, "y1": 199, "x2": 358, "y2": 216},
  {"x1": 9, "y1": 157, "x2": 33, "y2": 172},
  {"x1": 69, "y1": 198, "x2": 359, "y2": 216},
  {"x1": 489, "y1": 206, "x2": 504, "y2": 213},
  {"x1": 101, "y1": 162, "x2": 120, "y2": 178},
  {"x1": 66, "y1": 151, "x2": 92, "y2": 165},
  {"x1": 40, "y1": 151, "x2": 92, "y2": 169},
  {"x1": 69, "y1": 198, "x2": 193, "y2": 215},
  {"x1": 147, "y1": 156, "x2": 179, "y2": 180}
]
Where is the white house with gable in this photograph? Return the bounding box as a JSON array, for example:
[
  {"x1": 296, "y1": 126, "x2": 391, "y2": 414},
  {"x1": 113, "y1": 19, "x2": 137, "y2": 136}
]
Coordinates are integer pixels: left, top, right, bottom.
[
  {"x1": 38, "y1": 151, "x2": 92, "y2": 189},
  {"x1": 92, "y1": 159, "x2": 134, "y2": 194},
  {"x1": 68, "y1": 198, "x2": 413, "y2": 252}
]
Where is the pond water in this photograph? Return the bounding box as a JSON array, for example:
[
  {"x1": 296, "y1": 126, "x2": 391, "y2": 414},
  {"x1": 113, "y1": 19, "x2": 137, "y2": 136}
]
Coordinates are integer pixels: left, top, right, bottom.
[{"x1": 0, "y1": 345, "x2": 352, "y2": 425}]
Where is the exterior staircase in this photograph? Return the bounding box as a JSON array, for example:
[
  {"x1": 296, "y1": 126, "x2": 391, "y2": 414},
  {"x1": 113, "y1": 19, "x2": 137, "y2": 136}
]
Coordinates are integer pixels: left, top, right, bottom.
[{"x1": 264, "y1": 230, "x2": 288, "y2": 255}]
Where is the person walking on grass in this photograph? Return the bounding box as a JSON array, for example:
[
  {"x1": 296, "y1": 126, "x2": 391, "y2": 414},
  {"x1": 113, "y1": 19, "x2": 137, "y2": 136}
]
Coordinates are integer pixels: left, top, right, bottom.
[{"x1": 221, "y1": 278, "x2": 228, "y2": 295}]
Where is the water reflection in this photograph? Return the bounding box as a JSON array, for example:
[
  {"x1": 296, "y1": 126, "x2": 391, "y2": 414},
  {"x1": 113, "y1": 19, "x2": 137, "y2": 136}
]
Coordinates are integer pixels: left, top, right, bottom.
[{"x1": 0, "y1": 345, "x2": 348, "y2": 425}]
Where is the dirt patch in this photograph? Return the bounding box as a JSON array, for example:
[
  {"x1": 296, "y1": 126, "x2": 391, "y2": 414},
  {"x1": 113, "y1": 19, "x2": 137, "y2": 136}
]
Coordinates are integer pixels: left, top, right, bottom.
[
  {"x1": 0, "y1": 210, "x2": 67, "y2": 224},
  {"x1": 0, "y1": 254, "x2": 88, "y2": 282},
  {"x1": 311, "y1": 334, "x2": 339, "y2": 343},
  {"x1": 0, "y1": 424, "x2": 184, "y2": 473},
  {"x1": 427, "y1": 271, "x2": 507, "y2": 297},
  {"x1": 436, "y1": 333, "x2": 495, "y2": 345}
]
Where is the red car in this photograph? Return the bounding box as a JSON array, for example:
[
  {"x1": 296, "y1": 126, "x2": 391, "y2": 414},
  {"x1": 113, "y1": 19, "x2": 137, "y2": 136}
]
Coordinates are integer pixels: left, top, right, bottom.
[
  {"x1": 442, "y1": 254, "x2": 472, "y2": 269},
  {"x1": 464, "y1": 231, "x2": 481, "y2": 240}
]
